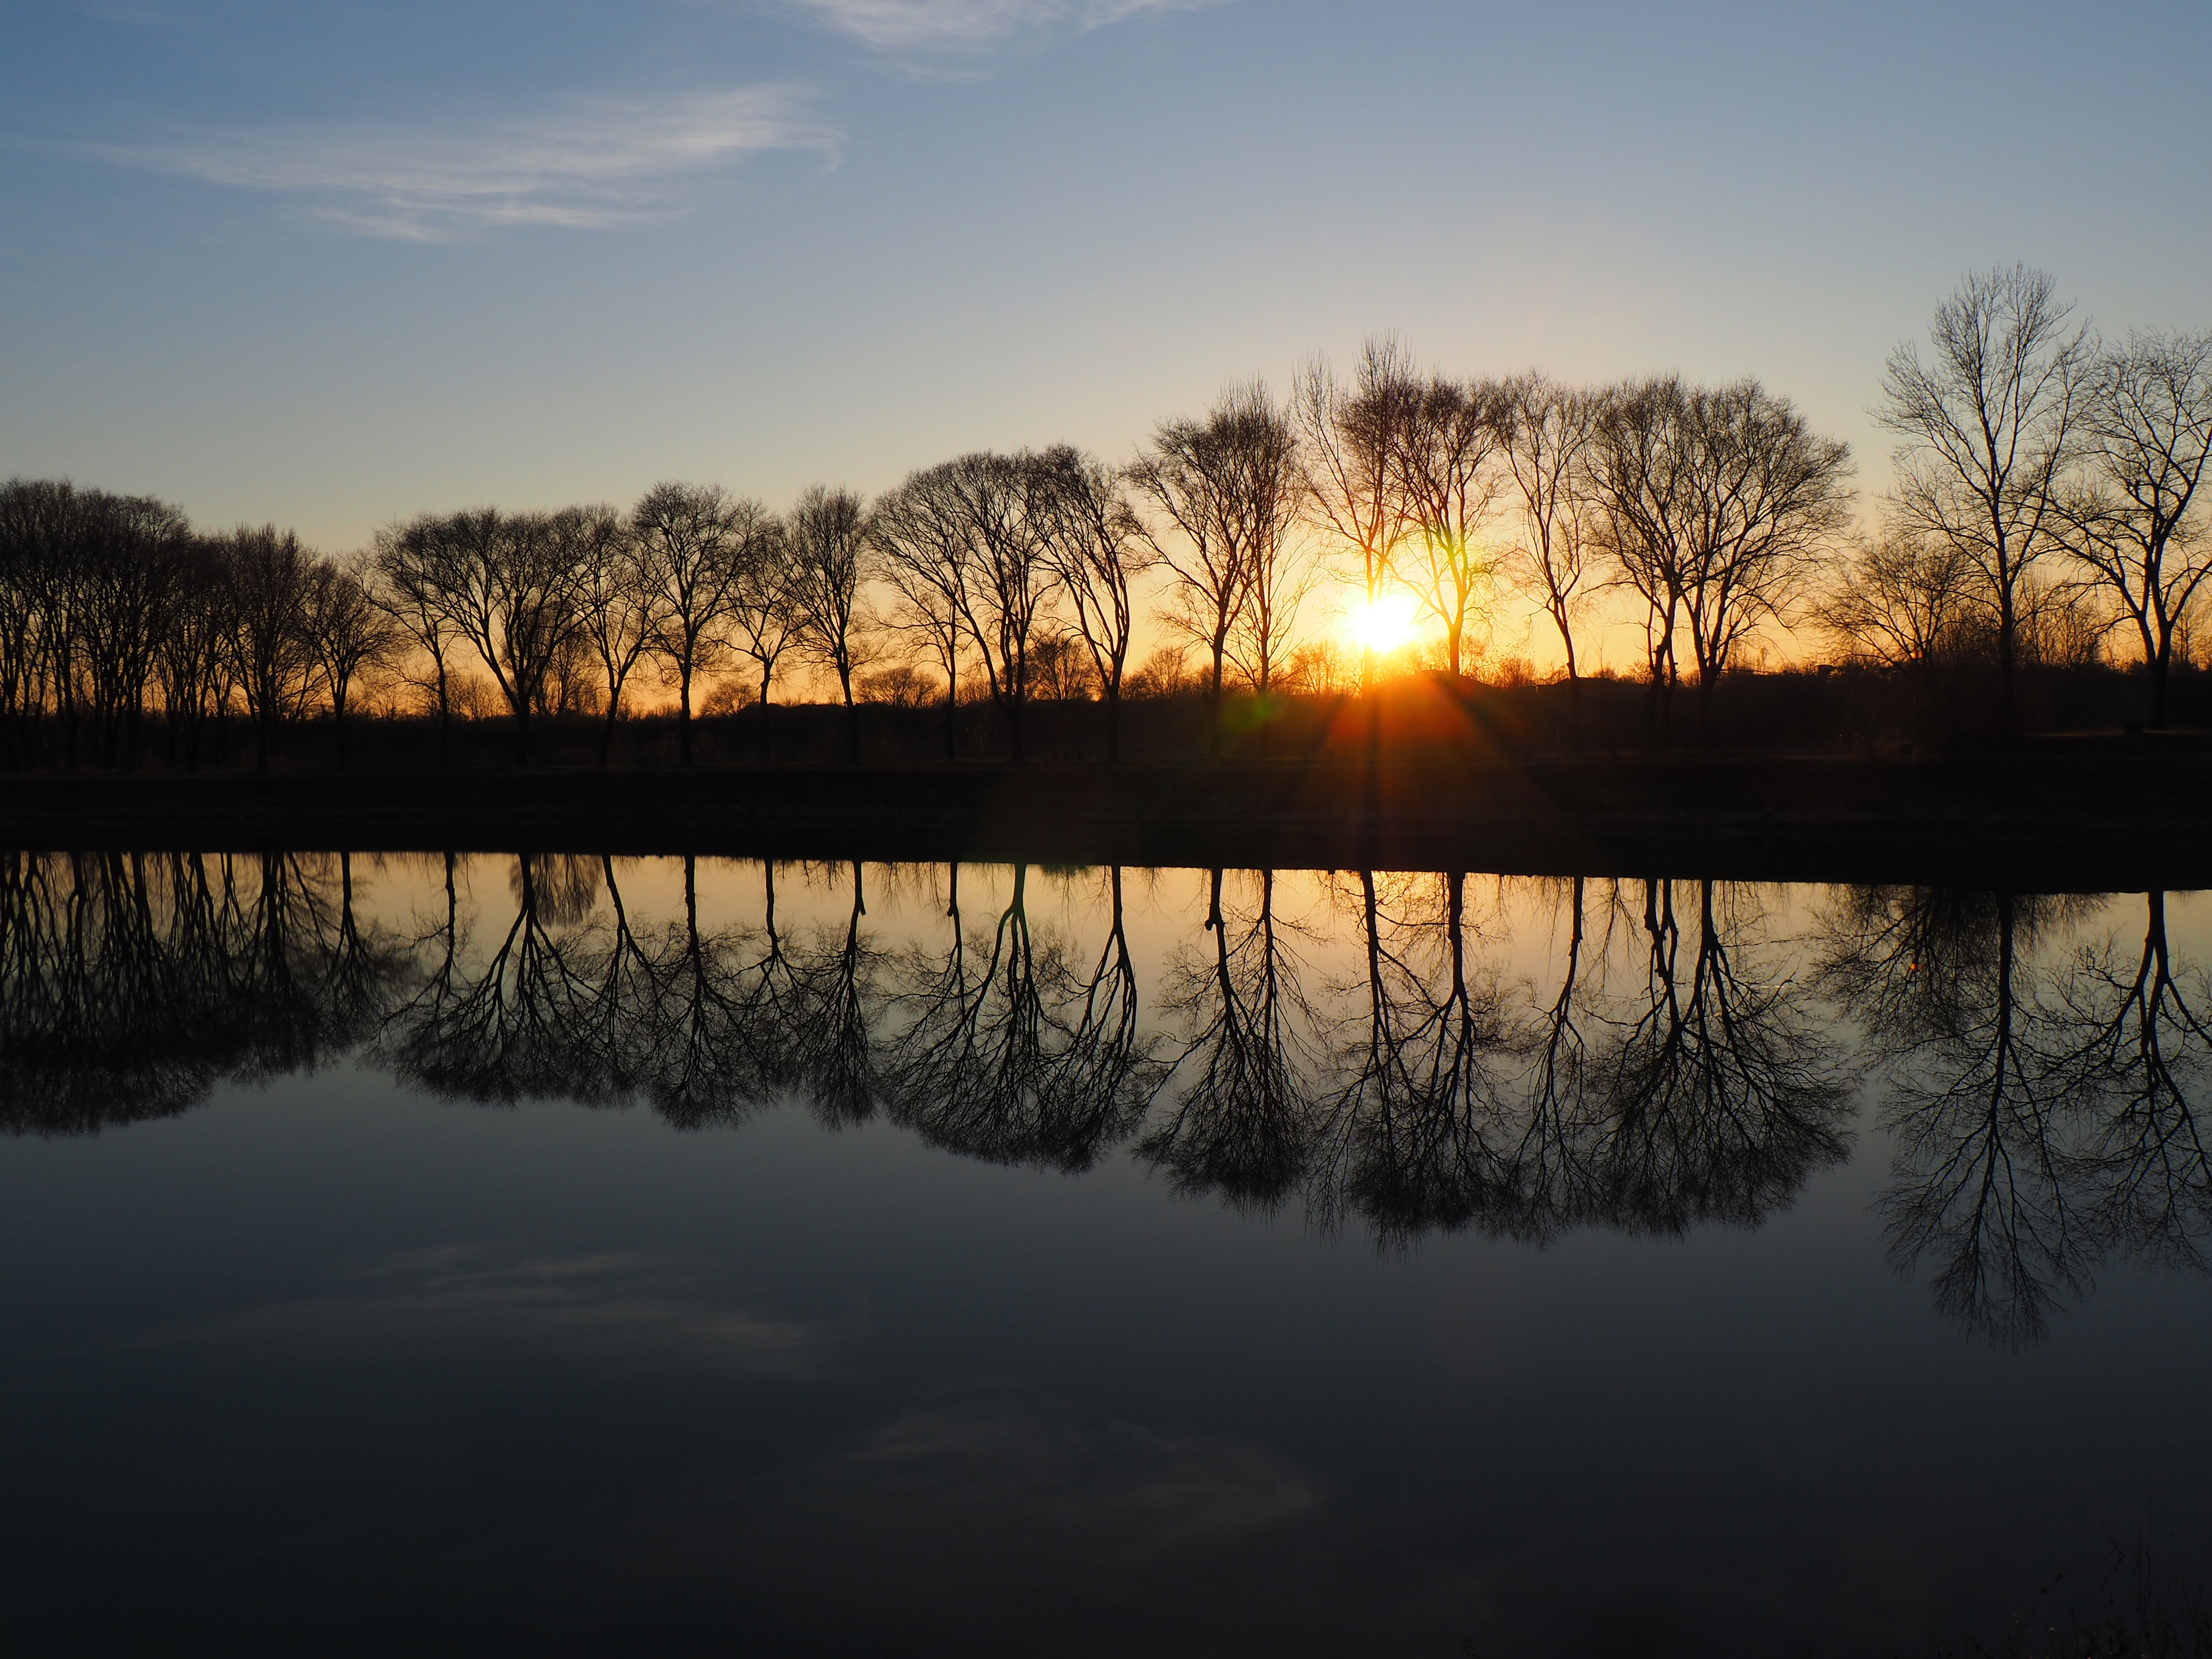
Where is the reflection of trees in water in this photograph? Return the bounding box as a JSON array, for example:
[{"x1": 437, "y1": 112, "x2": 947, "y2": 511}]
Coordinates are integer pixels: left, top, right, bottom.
[
  {"x1": 30, "y1": 850, "x2": 2212, "y2": 1337},
  {"x1": 1584, "y1": 879, "x2": 1855, "y2": 1235},
  {"x1": 1140, "y1": 868, "x2": 1320, "y2": 1213},
  {"x1": 1293, "y1": 873, "x2": 1854, "y2": 1245},
  {"x1": 884, "y1": 864, "x2": 1167, "y2": 1172},
  {"x1": 2062, "y1": 892, "x2": 2212, "y2": 1268},
  {"x1": 1821, "y1": 886, "x2": 2212, "y2": 1345},
  {"x1": 378, "y1": 855, "x2": 885, "y2": 1128},
  {"x1": 1310, "y1": 870, "x2": 1518, "y2": 1241},
  {"x1": 0, "y1": 850, "x2": 405, "y2": 1132},
  {"x1": 1135, "y1": 870, "x2": 1853, "y2": 1247},
  {"x1": 381, "y1": 852, "x2": 625, "y2": 1106}
]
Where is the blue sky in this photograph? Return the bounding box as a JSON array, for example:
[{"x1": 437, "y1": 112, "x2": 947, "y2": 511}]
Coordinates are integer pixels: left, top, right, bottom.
[{"x1": 5, "y1": 1, "x2": 2209, "y2": 550}]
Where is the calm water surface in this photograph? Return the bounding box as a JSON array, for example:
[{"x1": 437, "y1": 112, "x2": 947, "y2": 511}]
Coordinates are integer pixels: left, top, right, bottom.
[{"x1": 4, "y1": 853, "x2": 2211, "y2": 1656}]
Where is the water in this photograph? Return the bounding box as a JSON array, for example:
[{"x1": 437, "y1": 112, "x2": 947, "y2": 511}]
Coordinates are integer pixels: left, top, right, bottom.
[{"x1": 4, "y1": 853, "x2": 2211, "y2": 1656}]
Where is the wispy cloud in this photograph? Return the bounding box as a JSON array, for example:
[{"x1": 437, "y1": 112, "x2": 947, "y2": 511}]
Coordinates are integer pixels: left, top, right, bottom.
[
  {"x1": 81, "y1": 84, "x2": 835, "y2": 240},
  {"x1": 789, "y1": 0, "x2": 1213, "y2": 52}
]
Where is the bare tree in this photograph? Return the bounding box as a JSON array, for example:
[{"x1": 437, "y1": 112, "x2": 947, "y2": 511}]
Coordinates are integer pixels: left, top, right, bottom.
[
  {"x1": 870, "y1": 469, "x2": 973, "y2": 763},
  {"x1": 1133, "y1": 383, "x2": 1300, "y2": 754},
  {"x1": 300, "y1": 553, "x2": 397, "y2": 768},
  {"x1": 633, "y1": 481, "x2": 775, "y2": 766},
  {"x1": 563, "y1": 504, "x2": 650, "y2": 767},
  {"x1": 1589, "y1": 380, "x2": 1689, "y2": 741},
  {"x1": 786, "y1": 485, "x2": 873, "y2": 763},
  {"x1": 727, "y1": 516, "x2": 802, "y2": 762},
  {"x1": 1880, "y1": 265, "x2": 2093, "y2": 741},
  {"x1": 1396, "y1": 375, "x2": 1508, "y2": 678},
  {"x1": 153, "y1": 536, "x2": 235, "y2": 771},
  {"x1": 1497, "y1": 374, "x2": 1601, "y2": 740},
  {"x1": 1294, "y1": 339, "x2": 1418, "y2": 694},
  {"x1": 1032, "y1": 446, "x2": 1150, "y2": 761},
  {"x1": 1815, "y1": 530, "x2": 1974, "y2": 670},
  {"x1": 71, "y1": 491, "x2": 191, "y2": 767},
  {"x1": 871, "y1": 454, "x2": 1054, "y2": 763},
  {"x1": 1593, "y1": 376, "x2": 1853, "y2": 744},
  {"x1": 219, "y1": 524, "x2": 322, "y2": 772},
  {"x1": 2061, "y1": 328, "x2": 2212, "y2": 726},
  {"x1": 371, "y1": 519, "x2": 467, "y2": 766},
  {"x1": 432, "y1": 509, "x2": 593, "y2": 766},
  {"x1": 948, "y1": 452, "x2": 1056, "y2": 764}
]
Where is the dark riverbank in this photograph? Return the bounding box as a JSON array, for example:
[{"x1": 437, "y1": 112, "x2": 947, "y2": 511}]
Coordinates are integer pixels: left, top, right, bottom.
[{"x1": 3, "y1": 748, "x2": 2207, "y2": 886}]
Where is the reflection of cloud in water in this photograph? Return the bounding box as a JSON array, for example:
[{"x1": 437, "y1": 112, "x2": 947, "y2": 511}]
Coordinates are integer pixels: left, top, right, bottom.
[
  {"x1": 156, "y1": 1245, "x2": 849, "y2": 1379},
  {"x1": 831, "y1": 1397, "x2": 1318, "y2": 1554}
]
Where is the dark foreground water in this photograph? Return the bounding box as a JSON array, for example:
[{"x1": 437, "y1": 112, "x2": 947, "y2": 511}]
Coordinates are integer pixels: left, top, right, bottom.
[{"x1": 3, "y1": 853, "x2": 2211, "y2": 1656}]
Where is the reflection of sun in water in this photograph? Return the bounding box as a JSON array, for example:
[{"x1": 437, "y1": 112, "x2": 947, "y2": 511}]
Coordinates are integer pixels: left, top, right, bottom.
[{"x1": 1346, "y1": 593, "x2": 1418, "y2": 656}]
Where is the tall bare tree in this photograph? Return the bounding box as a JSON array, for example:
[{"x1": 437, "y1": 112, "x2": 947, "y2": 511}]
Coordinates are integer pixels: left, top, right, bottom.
[
  {"x1": 153, "y1": 536, "x2": 235, "y2": 771},
  {"x1": 1032, "y1": 445, "x2": 1150, "y2": 761},
  {"x1": 371, "y1": 519, "x2": 465, "y2": 766},
  {"x1": 1395, "y1": 375, "x2": 1507, "y2": 678},
  {"x1": 300, "y1": 554, "x2": 396, "y2": 768},
  {"x1": 562, "y1": 504, "x2": 650, "y2": 767},
  {"x1": 219, "y1": 524, "x2": 322, "y2": 772},
  {"x1": 950, "y1": 452, "x2": 1056, "y2": 764},
  {"x1": 397, "y1": 507, "x2": 592, "y2": 766},
  {"x1": 2061, "y1": 328, "x2": 2212, "y2": 726},
  {"x1": 1497, "y1": 374, "x2": 1601, "y2": 739},
  {"x1": 1294, "y1": 339, "x2": 1418, "y2": 694},
  {"x1": 786, "y1": 485, "x2": 873, "y2": 763},
  {"x1": 1589, "y1": 379, "x2": 1693, "y2": 742},
  {"x1": 727, "y1": 516, "x2": 802, "y2": 762},
  {"x1": 871, "y1": 467, "x2": 975, "y2": 763},
  {"x1": 632, "y1": 481, "x2": 775, "y2": 765},
  {"x1": 72, "y1": 491, "x2": 191, "y2": 767},
  {"x1": 1593, "y1": 377, "x2": 1853, "y2": 743},
  {"x1": 1880, "y1": 265, "x2": 2093, "y2": 740},
  {"x1": 1133, "y1": 383, "x2": 1300, "y2": 754}
]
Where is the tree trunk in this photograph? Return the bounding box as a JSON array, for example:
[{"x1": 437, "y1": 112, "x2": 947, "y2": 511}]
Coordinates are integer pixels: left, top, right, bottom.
[
  {"x1": 1106, "y1": 687, "x2": 1121, "y2": 763},
  {"x1": 434, "y1": 663, "x2": 451, "y2": 769},
  {"x1": 1208, "y1": 646, "x2": 1225, "y2": 761},
  {"x1": 678, "y1": 663, "x2": 694, "y2": 767},
  {"x1": 759, "y1": 668, "x2": 773, "y2": 763},
  {"x1": 1998, "y1": 607, "x2": 2018, "y2": 745}
]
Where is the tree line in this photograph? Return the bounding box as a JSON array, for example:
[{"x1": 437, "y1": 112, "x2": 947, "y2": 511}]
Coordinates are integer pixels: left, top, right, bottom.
[{"x1": 3, "y1": 264, "x2": 2205, "y2": 770}]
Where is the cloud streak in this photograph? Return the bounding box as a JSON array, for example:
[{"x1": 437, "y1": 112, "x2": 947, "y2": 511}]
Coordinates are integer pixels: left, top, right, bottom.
[
  {"x1": 790, "y1": 0, "x2": 1213, "y2": 52},
  {"x1": 82, "y1": 84, "x2": 835, "y2": 240}
]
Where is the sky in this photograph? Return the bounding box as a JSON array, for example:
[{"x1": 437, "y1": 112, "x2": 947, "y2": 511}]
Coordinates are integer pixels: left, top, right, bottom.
[{"x1": 5, "y1": 0, "x2": 2209, "y2": 572}]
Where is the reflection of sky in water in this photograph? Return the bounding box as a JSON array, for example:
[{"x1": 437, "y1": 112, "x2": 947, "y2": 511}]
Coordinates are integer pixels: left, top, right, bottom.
[{"x1": 3, "y1": 855, "x2": 2211, "y2": 1655}]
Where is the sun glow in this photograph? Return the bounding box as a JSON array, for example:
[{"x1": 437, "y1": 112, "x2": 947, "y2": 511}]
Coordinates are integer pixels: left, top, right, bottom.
[{"x1": 1345, "y1": 593, "x2": 1418, "y2": 656}]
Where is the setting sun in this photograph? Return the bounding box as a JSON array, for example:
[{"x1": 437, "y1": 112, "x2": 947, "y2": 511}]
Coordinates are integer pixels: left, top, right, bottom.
[{"x1": 1346, "y1": 592, "x2": 1419, "y2": 656}]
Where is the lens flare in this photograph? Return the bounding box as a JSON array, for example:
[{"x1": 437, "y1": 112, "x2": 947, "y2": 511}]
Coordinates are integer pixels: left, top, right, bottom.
[{"x1": 1346, "y1": 593, "x2": 1418, "y2": 656}]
